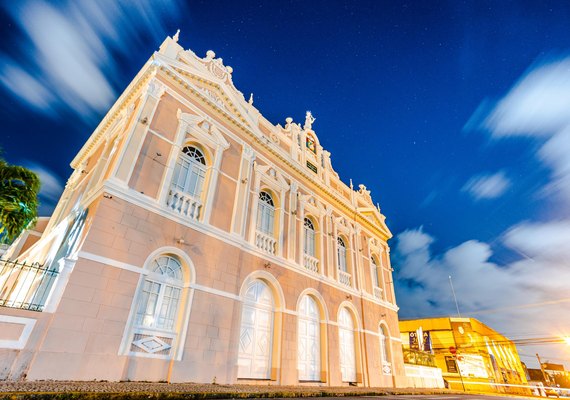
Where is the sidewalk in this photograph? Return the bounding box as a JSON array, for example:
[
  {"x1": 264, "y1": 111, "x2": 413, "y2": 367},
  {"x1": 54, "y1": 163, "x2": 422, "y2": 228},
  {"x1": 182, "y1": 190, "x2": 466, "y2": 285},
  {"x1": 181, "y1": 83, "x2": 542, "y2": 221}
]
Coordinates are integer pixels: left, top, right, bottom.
[{"x1": 0, "y1": 381, "x2": 453, "y2": 398}]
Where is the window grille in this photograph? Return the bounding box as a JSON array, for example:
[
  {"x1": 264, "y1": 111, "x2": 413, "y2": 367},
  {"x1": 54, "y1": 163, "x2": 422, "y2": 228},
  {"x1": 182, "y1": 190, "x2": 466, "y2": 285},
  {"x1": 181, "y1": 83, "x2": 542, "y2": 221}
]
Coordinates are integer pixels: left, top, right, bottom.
[{"x1": 0, "y1": 259, "x2": 58, "y2": 312}]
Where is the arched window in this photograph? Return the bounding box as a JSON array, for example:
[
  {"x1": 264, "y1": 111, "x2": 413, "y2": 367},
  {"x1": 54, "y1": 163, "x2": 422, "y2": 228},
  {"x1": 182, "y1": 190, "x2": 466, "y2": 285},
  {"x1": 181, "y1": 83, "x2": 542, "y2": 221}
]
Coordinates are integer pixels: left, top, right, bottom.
[
  {"x1": 338, "y1": 308, "x2": 357, "y2": 382},
  {"x1": 238, "y1": 280, "x2": 274, "y2": 379},
  {"x1": 371, "y1": 257, "x2": 383, "y2": 299},
  {"x1": 168, "y1": 146, "x2": 207, "y2": 220},
  {"x1": 135, "y1": 256, "x2": 182, "y2": 330},
  {"x1": 379, "y1": 325, "x2": 392, "y2": 375},
  {"x1": 127, "y1": 254, "x2": 188, "y2": 359},
  {"x1": 337, "y1": 237, "x2": 347, "y2": 272},
  {"x1": 298, "y1": 295, "x2": 321, "y2": 381},
  {"x1": 304, "y1": 218, "x2": 316, "y2": 257},
  {"x1": 257, "y1": 191, "x2": 275, "y2": 236},
  {"x1": 172, "y1": 146, "x2": 206, "y2": 197}
]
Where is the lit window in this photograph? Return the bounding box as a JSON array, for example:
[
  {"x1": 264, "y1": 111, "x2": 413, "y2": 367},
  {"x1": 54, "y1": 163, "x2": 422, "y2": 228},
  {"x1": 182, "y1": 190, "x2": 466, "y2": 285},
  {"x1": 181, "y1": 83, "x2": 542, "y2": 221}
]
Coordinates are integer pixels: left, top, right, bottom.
[{"x1": 135, "y1": 256, "x2": 183, "y2": 331}]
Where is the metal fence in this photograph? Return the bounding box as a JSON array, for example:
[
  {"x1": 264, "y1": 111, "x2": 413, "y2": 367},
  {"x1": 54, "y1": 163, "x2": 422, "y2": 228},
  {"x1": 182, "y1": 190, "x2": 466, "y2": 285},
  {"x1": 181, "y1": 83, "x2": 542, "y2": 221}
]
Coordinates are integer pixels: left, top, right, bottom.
[{"x1": 0, "y1": 258, "x2": 59, "y2": 312}]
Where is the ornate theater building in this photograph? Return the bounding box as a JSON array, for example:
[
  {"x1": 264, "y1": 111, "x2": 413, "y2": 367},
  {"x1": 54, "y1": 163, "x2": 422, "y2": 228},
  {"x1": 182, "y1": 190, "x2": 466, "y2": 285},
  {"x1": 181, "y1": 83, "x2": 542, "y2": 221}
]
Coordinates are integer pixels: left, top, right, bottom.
[{"x1": 0, "y1": 33, "x2": 406, "y2": 386}]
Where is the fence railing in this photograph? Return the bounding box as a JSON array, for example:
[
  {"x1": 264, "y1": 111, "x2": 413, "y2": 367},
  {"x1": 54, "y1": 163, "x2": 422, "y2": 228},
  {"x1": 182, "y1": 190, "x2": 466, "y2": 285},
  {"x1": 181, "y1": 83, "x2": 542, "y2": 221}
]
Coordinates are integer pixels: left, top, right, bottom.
[
  {"x1": 403, "y1": 347, "x2": 436, "y2": 367},
  {"x1": 0, "y1": 258, "x2": 59, "y2": 312}
]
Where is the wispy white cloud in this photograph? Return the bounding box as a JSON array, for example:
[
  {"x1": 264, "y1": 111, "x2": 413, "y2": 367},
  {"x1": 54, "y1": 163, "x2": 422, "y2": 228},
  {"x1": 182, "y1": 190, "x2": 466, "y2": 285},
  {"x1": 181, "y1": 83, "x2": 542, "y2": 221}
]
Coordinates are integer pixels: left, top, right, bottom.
[
  {"x1": 472, "y1": 54, "x2": 570, "y2": 203},
  {"x1": 462, "y1": 171, "x2": 511, "y2": 200},
  {"x1": 23, "y1": 162, "x2": 64, "y2": 216},
  {"x1": 393, "y1": 226, "x2": 570, "y2": 368},
  {"x1": 483, "y1": 57, "x2": 570, "y2": 138},
  {"x1": 0, "y1": 0, "x2": 184, "y2": 121}
]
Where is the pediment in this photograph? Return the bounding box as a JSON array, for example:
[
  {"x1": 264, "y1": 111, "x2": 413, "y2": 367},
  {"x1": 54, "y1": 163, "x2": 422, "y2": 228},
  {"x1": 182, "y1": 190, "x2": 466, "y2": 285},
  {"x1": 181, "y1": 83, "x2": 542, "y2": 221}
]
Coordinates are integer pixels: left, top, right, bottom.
[
  {"x1": 358, "y1": 207, "x2": 392, "y2": 237},
  {"x1": 256, "y1": 165, "x2": 290, "y2": 191},
  {"x1": 178, "y1": 112, "x2": 229, "y2": 150},
  {"x1": 156, "y1": 53, "x2": 257, "y2": 131},
  {"x1": 299, "y1": 193, "x2": 326, "y2": 215}
]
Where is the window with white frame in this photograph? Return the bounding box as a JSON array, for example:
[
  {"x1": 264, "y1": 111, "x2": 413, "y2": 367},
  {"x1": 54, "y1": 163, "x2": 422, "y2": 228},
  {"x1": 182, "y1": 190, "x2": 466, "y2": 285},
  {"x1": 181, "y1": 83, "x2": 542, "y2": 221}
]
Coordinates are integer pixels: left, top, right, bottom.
[
  {"x1": 337, "y1": 237, "x2": 347, "y2": 272},
  {"x1": 371, "y1": 256, "x2": 383, "y2": 299},
  {"x1": 304, "y1": 218, "x2": 316, "y2": 257},
  {"x1": 337, "y1": 237, "x2": 351, "y2": 286},
  {"x1": 257, "y1": 191, "x2": 275, "y2": 235},
  {"x1": 127, "y1": 255, "x2": 185, "y2": 358},
  {"x1": 167, "y1": 146, "x2": 207, "y2": 220},
  {"x1": 135, "y1": 256, "x2": 182, "y2": 330},
  {"x1": 172, "y1": 146, "x2": 206, "y2": 197}
]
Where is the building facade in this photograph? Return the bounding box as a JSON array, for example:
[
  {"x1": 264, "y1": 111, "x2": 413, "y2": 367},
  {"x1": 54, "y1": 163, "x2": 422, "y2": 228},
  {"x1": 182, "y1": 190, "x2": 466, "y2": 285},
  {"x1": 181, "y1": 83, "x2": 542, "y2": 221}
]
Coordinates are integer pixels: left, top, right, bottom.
[
  {"x1": 0, "y1": 34, "x2": 406, "y2": 386},
  {"x1": 400, "y1": 317, "x2": 529, "y2": 394}
]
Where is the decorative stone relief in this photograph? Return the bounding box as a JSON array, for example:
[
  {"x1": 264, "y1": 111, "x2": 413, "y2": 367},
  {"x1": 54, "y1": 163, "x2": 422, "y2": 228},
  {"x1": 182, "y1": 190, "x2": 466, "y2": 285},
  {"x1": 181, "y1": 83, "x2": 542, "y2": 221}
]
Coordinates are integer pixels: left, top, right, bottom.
[
  {"x1": 196, "y1": 86, "x2": 227, "y2": 110},
  {"x1": 243, "y1": 144, "x2": 255, "y2": 161},
  {"x1": 147, "y1": 78, "x2": 166, "y2": 99},
  {"x1": 131, "y1": 332, "x2": 173, "y2": 356}
]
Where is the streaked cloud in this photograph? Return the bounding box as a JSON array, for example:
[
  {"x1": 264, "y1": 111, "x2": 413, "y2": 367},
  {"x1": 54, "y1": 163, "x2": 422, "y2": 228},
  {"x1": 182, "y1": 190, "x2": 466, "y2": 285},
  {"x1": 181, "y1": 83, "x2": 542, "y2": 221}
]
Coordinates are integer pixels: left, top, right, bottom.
[
  {"x1": 471, "y1": 54, "x2": 570, "y2": 203},
  {"x1": 0, "y1": 0, "x2": 184, "y2": 121},
  {"x1": 483, "y1": 57, "x2": 570, "y2": 138},
  {"x1": 462, "y1": 171, "x2": 511, "y2": 201}
]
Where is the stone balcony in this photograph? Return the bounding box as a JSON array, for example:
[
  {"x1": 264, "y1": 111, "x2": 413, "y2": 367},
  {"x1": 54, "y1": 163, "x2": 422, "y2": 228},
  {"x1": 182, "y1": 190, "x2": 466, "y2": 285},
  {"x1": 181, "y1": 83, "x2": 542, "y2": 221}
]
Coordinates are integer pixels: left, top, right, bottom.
[{"x1": 166, "y1": 187, "x2": 202, "y2": 221}]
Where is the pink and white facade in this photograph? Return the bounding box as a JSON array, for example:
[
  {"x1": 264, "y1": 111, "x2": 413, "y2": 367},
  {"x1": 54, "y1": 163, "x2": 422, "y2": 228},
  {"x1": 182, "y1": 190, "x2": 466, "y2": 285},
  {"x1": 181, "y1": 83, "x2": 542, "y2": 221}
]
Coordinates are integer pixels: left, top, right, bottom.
[{"x1": 0, "y1": 34, "x2": 406, "y2": 386}]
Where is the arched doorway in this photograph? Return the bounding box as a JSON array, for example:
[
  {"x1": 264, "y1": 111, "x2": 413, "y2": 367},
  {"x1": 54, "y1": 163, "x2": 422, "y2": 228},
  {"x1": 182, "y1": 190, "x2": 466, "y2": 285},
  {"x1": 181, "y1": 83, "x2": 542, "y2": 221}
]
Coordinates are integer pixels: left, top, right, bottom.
[
  {"x1": 298, "y1": 294, "x2": 320, "y2": 381},
  {"x1": 237, "y1": 279, "x2": 275, "y2": 379},
  {"x1": 338, "y1": 307, "x2": 356, "y2": 382}
]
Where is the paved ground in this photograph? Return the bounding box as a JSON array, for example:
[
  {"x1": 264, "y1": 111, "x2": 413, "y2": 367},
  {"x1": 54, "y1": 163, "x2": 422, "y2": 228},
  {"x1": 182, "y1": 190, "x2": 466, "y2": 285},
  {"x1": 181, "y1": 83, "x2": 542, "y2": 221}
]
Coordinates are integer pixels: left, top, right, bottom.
[
  {"x1": 0, "y1": 381, "x2": 450, "y2": 395},
  {"x1": 0, "y1": 382, "x2": 550, "y2": 400}
]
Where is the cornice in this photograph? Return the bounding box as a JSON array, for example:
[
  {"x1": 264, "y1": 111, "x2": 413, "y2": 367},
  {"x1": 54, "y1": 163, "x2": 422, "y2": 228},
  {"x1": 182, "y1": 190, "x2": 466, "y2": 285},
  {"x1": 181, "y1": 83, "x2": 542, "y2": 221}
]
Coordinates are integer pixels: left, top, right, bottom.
[{"x1": 156, "y1": 64, "x2": 392, "y2": 241}]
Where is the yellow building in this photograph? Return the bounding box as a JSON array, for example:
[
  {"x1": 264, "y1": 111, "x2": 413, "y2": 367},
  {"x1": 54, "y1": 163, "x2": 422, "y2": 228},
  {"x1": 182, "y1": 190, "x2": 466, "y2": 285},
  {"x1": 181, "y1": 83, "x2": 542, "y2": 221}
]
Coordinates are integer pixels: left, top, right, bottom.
[
  {"x1": 400, "y1": 317, "x2": 530, "y2": 394},
  {"x1": 0, "y1": 33, "x2": 407, "y2": 386}
]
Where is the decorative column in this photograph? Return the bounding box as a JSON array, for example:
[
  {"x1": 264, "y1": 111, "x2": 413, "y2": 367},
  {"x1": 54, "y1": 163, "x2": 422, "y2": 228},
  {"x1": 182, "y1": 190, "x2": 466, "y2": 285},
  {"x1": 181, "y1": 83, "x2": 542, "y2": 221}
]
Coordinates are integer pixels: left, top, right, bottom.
[
  {"x1": 288, "y1": 182, "x2": 298, "y2": 262},
  {"x1": 113, "y1": 76, "x2": 166, "y2": 184},
  {"x1": 231, "y1": 144, "x2": 255, "y2": 237}
]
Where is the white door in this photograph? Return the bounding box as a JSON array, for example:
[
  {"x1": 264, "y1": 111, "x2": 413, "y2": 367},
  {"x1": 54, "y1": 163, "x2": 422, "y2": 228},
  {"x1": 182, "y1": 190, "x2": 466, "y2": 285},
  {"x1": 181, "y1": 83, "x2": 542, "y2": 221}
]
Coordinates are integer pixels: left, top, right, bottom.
[
  {"x1": 338, "y1": 308, "x2": 356, "y2": 382},
  {"x1": 298, "y1": 295, "x2": 320, "y2": 381},
  {"x1": 238, "y1": 280, "x2": 274, "y2": 379}
]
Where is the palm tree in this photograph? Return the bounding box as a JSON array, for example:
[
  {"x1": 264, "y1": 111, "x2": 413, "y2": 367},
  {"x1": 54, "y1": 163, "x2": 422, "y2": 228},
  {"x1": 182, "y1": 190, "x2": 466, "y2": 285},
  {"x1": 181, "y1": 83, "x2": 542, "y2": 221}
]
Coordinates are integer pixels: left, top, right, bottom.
[{"x1": 0, "y1": 155, "x2": 40, "y2": 244}]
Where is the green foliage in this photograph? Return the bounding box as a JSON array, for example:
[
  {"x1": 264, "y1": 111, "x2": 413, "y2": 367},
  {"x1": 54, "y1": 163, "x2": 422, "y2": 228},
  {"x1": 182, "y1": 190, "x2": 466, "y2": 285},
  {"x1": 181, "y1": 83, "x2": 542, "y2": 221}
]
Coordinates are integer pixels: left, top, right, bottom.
[{"x1": 0, "y1": 156, "x2": 40, "y2": 244}]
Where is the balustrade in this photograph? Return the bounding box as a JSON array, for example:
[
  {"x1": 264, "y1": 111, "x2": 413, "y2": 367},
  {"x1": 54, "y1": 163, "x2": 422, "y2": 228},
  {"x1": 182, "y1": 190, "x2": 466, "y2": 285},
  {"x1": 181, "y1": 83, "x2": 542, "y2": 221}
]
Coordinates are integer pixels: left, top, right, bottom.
[
  {"x1": 255, "y1": 230, "x2": 276, "y2": 255},
  {"x1": 166, "y1": 187, "x2": 202, "y2": 221},
  {"x1": 338, "y1": 269, "x2": 351, "y2": 287}
]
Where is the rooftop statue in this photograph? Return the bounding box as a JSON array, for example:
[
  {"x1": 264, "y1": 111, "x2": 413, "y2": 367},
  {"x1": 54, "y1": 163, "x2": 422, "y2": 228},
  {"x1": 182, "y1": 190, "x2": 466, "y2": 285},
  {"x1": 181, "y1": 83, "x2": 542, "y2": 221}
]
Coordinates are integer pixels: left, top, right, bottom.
[{"x1": 304, "y1": 111, "x2": 316, "y2": 130}]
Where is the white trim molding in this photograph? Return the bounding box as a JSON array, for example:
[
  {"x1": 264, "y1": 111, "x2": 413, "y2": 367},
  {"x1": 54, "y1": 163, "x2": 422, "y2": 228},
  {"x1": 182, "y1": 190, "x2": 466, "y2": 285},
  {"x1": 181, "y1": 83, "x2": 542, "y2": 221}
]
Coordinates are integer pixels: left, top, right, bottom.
[{"x1": 0, "y1": 315, "x2": 36, "y2": 350}]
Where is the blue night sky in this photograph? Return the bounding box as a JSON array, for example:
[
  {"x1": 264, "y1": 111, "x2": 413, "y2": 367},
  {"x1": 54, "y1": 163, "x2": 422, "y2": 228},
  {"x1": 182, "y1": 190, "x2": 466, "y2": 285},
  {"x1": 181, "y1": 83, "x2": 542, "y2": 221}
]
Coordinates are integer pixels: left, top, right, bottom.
[{"x1": 1, "y1": 1, "x2": 570, "y2": 368}]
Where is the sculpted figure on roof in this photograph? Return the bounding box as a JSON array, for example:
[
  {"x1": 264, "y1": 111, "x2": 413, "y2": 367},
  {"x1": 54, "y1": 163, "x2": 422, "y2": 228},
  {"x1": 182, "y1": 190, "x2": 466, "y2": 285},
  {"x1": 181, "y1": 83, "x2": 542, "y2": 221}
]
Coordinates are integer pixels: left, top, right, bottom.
[{"x1": 304, "y1": 111, "x2": 316, "y2": 130}]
